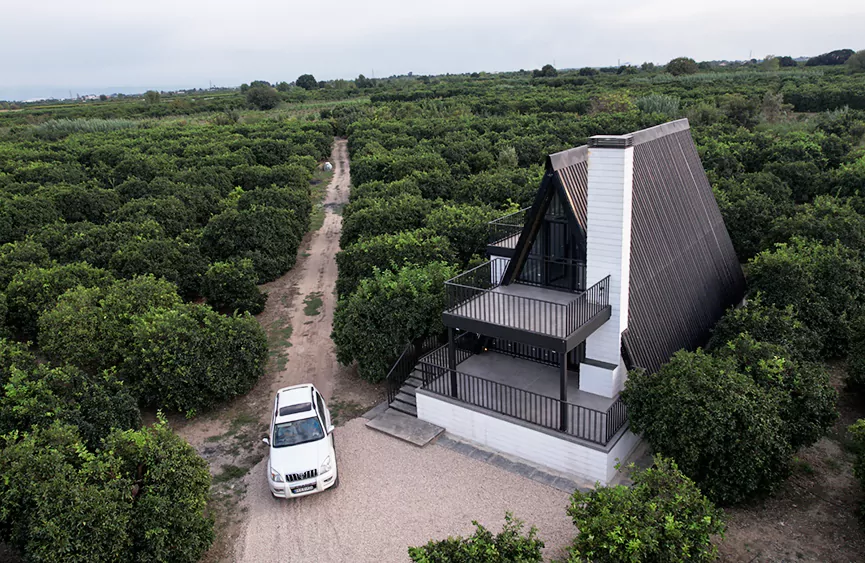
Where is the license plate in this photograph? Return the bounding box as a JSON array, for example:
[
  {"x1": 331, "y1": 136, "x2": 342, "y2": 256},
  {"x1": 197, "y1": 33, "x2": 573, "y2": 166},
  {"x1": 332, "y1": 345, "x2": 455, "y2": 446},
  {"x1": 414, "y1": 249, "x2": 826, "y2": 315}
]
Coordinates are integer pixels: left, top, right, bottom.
[{"x1": 292, "y1": 484, "x2": 315, "y2": 494}]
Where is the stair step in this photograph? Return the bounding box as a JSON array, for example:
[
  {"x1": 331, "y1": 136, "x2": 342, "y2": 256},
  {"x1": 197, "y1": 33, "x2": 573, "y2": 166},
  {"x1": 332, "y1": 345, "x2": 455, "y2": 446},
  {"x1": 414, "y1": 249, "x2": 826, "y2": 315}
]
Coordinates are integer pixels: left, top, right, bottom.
[
  {"x1": 404, "y1": 376, "x2": 423, "y2": 388},
  {"x1": 394, "y1": 391, "x2": 417, "y2": 406},
  {"x1": 389, "y1": 401, "x2": 417, "y2": 417}
]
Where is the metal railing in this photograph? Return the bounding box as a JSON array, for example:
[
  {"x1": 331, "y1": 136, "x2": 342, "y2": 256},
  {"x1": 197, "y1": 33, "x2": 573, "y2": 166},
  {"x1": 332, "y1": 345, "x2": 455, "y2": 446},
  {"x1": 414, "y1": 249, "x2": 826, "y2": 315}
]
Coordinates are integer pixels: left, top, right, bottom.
[
  {"x1": 487, "y1": 339, "x2": 561, "y2": 366},
  {"x1": 445, "y1": 260, "x2": 610, "y2": 339},
  {"x1": 567, "y1": 276, "x2": 610, "y2": 335},
  {"x1": 488, "y1": 207, "x2": 528, "y2": 246},
  {"x1": 385, "y1": 333, "x2": 446, "y2": 404},
  {"x1": 419, "y1": 331, "x2": 477, "y2": 372},
  {"x1": 418, "y1": 361, "x2": 628, "y2": 446}
]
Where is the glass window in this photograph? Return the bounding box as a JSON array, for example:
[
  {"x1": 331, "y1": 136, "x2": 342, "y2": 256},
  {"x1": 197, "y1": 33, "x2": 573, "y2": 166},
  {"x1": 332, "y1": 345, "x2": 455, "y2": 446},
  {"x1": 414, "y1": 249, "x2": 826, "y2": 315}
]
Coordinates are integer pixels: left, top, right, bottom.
[
  {"x1": 315, "y1": 393, "x2": 328, "y2": 428},
  {"x1": 272, "y1": 417, "x2": 324, "y2": 447}
]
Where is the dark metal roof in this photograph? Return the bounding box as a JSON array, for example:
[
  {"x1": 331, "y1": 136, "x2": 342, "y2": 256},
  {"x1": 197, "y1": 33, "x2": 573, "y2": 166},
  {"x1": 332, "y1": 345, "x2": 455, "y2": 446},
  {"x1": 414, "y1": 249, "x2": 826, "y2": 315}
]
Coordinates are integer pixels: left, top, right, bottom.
[
  {"x1": 508, "y1": 119, "x2": 744, "y2": 373},
  {"x1": 548, "y1": 146, "x2": 589, "y2": 238},
  {"x1": 623, "y1": 123, "x2": 745, "y2": 373}
]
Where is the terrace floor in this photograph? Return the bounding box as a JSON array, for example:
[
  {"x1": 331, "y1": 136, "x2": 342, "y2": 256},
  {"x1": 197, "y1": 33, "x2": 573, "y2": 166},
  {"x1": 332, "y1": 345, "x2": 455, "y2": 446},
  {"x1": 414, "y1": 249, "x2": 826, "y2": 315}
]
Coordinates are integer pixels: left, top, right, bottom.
[
  {"x1": 456, "y1": 351, "x2": 614, "y2": 412},
  {"x1": 489, "y1": 233, "x2": 519, "y2": 251}
]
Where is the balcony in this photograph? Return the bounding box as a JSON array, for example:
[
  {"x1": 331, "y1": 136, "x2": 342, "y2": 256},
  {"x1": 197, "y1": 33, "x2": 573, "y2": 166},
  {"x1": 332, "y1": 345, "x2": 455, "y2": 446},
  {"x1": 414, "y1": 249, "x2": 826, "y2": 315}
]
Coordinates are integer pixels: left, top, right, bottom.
[
  {"x1": 443, "y1": 257, "x2": 611, "y2": 350},
  {"x1": 487, "y1": 207, "x2": 528, "y2": 257}
]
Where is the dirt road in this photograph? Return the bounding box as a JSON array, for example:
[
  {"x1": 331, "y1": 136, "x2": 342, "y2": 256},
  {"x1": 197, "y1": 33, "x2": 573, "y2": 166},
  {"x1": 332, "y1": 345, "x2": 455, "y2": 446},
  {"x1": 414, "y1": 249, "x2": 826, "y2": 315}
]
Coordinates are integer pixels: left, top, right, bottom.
[{"x1": 257, "y1": 138, "x2": 348, "y2": 402}]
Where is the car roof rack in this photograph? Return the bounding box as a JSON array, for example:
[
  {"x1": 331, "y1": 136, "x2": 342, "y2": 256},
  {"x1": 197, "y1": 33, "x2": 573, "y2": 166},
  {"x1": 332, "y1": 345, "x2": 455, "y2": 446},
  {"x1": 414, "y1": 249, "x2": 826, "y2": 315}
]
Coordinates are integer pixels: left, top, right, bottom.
[{"x1": 278, "y1": 402, "x2": 312, "y2": 417}]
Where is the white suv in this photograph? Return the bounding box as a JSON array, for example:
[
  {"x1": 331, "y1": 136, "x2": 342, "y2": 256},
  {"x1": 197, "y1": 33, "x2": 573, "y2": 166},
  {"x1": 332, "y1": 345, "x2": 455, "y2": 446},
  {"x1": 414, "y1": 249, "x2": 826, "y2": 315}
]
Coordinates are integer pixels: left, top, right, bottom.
[{"x1": 263, "y1": 384, "x2": 338, "y2": 498}]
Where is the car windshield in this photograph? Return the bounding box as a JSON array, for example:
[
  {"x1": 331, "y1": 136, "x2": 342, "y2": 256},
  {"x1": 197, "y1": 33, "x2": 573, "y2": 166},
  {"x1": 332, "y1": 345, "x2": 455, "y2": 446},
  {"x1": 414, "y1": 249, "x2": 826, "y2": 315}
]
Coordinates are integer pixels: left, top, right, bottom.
[{"x1": 272, "y1": 417, "x2": 324, "y2": 447}]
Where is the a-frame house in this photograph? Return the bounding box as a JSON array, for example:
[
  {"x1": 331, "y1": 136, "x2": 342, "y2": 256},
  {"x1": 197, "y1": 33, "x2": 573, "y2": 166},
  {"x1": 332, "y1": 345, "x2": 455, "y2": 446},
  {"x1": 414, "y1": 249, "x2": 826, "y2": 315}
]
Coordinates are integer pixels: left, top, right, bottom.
[{"x1": 388, "y1": 119, "x2": 745, "y2": 484}]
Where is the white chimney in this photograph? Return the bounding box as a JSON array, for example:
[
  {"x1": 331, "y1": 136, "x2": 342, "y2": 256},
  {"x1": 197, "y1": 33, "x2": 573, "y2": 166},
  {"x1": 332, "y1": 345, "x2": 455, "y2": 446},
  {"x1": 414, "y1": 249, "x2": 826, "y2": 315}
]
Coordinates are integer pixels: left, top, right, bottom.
[{"x1": 579, "y1": 135, "x2": 634, "y2": 398}]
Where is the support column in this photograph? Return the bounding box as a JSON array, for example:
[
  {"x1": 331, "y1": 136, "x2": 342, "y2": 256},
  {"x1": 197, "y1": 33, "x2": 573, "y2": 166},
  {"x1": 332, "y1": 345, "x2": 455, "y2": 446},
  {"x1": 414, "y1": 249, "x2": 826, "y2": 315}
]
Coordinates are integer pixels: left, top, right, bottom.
[
  {"x1": 448, "y1": 327, "x2": 458, "y2": 398},
  {"x1": 559, "y1": 350, "x2": 569, "y2": 432},
  {"x1": 579, "y1": 135, "x2": 635, "y2": 398}
]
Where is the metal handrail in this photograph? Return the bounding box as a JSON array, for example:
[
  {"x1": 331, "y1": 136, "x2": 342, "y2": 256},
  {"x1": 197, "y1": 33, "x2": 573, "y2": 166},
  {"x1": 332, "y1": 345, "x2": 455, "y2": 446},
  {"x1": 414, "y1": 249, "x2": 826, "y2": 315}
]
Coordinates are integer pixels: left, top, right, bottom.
[
  {"x1": 489, "y1": 207, "x2": 529, "y2": 225},
  {"x1": 385, "y1": 334, "x2": 445, "y2": 404},
  {"x1": 418, "y1": 360, "x2": 625, "y2": 446},
  {"x1": 488, "y1": 208, "x2": 529, "y2": 246},
  {"x1": 444, "y1": 260, "x2": 610, "y2": 339}
]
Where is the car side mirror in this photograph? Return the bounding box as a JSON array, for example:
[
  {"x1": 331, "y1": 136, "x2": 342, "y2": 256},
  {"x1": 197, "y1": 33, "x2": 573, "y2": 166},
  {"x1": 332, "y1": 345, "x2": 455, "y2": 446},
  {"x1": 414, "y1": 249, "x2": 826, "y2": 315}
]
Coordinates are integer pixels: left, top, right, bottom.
[
  {"x1": 261, "y1": 437, "x2": 269, "y2": 445},
  {"x1": 327, "y1": 425, "x2": 335, "y2": 434}
]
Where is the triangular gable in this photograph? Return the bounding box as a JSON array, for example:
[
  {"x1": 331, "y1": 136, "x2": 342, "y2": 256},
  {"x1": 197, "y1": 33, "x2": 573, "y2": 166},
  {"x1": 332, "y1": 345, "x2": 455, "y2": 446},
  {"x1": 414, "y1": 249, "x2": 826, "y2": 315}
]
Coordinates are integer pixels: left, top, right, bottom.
[{"x1": 502, "y1": 147, "x2": 589, "y2": 285}]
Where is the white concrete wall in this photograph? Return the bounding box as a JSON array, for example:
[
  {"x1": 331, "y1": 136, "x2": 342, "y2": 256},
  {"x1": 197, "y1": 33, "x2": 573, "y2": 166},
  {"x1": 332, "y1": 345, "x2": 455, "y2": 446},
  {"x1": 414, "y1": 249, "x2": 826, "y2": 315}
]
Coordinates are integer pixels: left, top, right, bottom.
[
  {"x1": 417, "y1": 391, "x2": 640, "y2": 484},
  {"x1": 580, "y1": 143, "x2": 635, "y2": 398}
]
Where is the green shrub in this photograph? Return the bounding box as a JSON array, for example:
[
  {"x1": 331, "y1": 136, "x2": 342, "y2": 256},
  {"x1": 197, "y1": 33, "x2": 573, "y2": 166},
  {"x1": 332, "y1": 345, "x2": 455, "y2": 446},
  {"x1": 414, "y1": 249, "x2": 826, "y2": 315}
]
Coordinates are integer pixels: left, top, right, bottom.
[
  {"x1": 38, "y1": 275, "x2": 182, "y2": 373},
  {"x1": 113, "y1": 196, "x2": 192, "y2": 238},
  {"x1": 408, "y1": 513, "x2": 543, "y2": 563},
  {"x1": 31, "y1": 118, "x2": 138, "y2": 139},
  {"x1": 426, "y1": 203, "x2": 499, "y2": 265},
  {"x1": 0, "y1": 240, "x2": 51, "y2": 288},
  {"x1": 105, "y1": 417, "x2": 215, "y2": 563},
  {"x1": 707, "y1": 295, "x2": 818, "y2": 361},
  {"x1": 623, "y1": 349, "x2": 792, "y2": 505},
  {"x1": 848, "y1": 316, "x2": 865, "y2": 386},
  {"x1": 0, "y1": 364, "x2": 141, "y2": 448},
  {"x1": 0, "y1": 423, "x2": 134, "y2": 563},
  {"x1": 714, "y1": 334, "x2": 837, "y2": 450},
  {"x1": 0, "y1": 338, "x2": 35, "y2": 386},
  {"x1": 6, "y1": 262, "x2": 114, "y2": 338},
  {"x1": 333, "y1": 262, "x2": 457, "y2": 382},
  {"x1": 566, "y1": 456, "x2": 725, "y2": 563},
  {"x1": 109, "y1": 236, "x2": 207, "y2": 298},
  {"x1": 747, "y1": 238, "x2": 865, "y2": 358},
  {"x1": 349, "y1": 178, "x2": 423, "y2": 203},
  {"x1": 201, "y1": 259, "x2": 267, "y2": 314},
  {"x1": 39, "y1": 184, "x2": 122, "y2": 224},
  {"x1": 713, "y1": 184, "x2": 779, "y2": 259},
  {"x1": 0, "y1": 418, "x2": 213, "y2": 563},
  {"x1": 123, "y1": 303, "x2": 267, "y2": 413},
  {"x1": 335, "y1": 229, "x2": 456, "y2": 296},
  {"x1": 767, "y1": 195, "x2": 865, "y2": 251},
  {"x1": 340, "y1": 194, "x2": 434, "y2": 248},
  {"x1": 236, "y1": 185, "x2": 312, "y2": 224},
  {"x1": 202, "y1": 207, "x2": 304, "y2": 282}
]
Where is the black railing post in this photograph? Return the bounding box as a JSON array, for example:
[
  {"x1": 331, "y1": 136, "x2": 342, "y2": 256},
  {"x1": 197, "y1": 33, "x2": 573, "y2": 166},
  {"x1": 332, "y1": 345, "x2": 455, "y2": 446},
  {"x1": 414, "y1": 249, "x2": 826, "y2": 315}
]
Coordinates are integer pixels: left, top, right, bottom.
[
  {"x1": 448, "y1": 327, "x2": 458, "y2": 398},
  {"x1": 559, "y1": 350, "x2": 569, "y2": 432}
]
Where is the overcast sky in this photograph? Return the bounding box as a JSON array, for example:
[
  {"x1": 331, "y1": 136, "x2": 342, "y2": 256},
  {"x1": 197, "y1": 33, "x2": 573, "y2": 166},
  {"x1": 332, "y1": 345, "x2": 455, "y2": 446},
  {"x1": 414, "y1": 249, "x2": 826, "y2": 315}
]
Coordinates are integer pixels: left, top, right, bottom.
[{"x1": 2, "y1": 0, "x2": 863, "y2": 101}]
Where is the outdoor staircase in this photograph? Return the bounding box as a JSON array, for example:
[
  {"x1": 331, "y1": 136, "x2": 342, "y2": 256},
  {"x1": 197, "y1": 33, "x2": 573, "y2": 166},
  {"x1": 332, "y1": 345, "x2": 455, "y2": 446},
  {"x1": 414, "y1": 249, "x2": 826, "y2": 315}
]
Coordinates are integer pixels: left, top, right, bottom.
[{"x1": 388, "y1": 369, "x2": 422, "y2": 417}]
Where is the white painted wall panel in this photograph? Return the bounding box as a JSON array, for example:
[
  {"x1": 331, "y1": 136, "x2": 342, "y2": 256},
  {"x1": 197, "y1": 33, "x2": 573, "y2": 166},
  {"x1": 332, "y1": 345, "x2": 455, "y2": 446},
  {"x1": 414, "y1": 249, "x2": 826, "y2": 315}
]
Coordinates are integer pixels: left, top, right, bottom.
[
  {"x1": 583, "y1": 145, "x2": 634, "y2": 390},
  {"x1": 417, "y1": 391, "x2": 641, "y2": 484}
]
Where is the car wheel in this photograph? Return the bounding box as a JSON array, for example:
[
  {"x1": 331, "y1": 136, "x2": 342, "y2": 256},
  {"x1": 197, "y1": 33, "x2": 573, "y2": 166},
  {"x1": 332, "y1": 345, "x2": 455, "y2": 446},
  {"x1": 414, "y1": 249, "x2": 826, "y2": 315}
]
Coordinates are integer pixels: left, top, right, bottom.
[{"x1": 331, "y1": 473, "x2": 340, "y2": 490}]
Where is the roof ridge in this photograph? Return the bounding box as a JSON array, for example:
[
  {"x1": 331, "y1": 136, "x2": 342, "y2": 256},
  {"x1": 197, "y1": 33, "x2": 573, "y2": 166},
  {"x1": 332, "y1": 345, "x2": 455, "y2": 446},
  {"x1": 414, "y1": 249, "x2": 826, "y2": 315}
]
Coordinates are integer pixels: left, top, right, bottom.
[{"x1": 547, "y1": 144, "x2": 588, "y2": 171}]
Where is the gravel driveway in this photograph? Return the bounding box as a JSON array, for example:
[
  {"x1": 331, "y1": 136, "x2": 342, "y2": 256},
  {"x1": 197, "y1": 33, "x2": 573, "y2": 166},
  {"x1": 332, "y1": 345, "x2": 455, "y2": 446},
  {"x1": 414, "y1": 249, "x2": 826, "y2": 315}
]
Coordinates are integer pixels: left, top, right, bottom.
[{"x1": 235, "y1": 417, "x2": 575, "y2": 562}]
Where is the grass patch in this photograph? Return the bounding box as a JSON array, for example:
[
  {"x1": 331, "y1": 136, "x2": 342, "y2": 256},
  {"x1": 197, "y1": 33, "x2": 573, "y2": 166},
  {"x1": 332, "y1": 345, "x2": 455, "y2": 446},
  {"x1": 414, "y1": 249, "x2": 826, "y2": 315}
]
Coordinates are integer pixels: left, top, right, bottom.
[
  {"x1": 329, "y1": 399, "x2": 366, "y2": 426},
  {"x1": 267, "y1": 321, "x2": 293, "y2": 372},
  {"x1": 303, "y1": 292, "x2": 323, "y2": 316},
  {"x1": 309, "y1": 204, "x2": 325, "y2": 232},
  {"x1": 212, "y1": 464, "x2": 250, "y2": 484},
  {"x1": 792, "y1": 456, "x2": 816, "y2": 476}
]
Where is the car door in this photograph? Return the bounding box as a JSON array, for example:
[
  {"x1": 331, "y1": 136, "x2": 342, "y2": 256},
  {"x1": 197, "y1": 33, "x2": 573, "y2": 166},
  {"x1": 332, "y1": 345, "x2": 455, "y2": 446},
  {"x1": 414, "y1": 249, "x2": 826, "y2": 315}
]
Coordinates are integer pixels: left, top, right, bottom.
[
  {"x1": 315, "y1": 391, "x2": 331, "y2": 432},
  {"x1": 270, "y1": 394, "x2": 279, "y2": 443}
]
